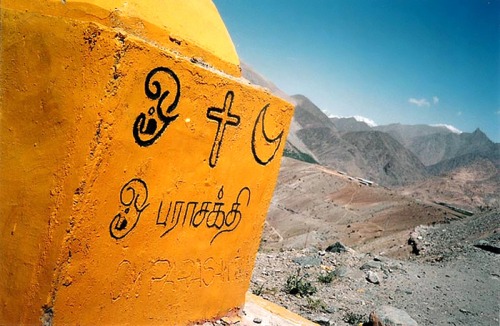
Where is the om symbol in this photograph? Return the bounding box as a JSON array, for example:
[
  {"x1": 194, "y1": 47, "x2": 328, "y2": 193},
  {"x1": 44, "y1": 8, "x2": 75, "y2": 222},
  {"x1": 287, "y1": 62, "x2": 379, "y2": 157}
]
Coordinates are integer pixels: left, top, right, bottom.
[
  {"x1": 109, "y1": 178, "x2": 150, "y2": 239},
  {"x1": 133, "y1": 67, "x2": 181, "y2": 146}
]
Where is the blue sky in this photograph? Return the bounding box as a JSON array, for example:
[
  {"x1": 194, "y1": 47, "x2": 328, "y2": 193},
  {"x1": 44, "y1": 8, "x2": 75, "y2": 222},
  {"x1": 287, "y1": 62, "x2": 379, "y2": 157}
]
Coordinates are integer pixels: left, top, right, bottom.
[{"x1": 214, "y1": 0, "x2": 499, "y2": 142}]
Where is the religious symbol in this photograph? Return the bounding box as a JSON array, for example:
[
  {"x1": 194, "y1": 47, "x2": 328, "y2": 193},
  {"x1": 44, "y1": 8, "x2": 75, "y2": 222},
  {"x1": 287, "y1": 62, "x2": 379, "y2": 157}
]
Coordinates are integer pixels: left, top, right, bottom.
[
  {"x1": 206, "y1": 91, "x2": 241, "y2": 168},
  {"x1": 251, "y1": 104, "x2": 284, "y2": 165},
  {"x1": 133, "y1": 67, "x2": 181, "y2": 147}
]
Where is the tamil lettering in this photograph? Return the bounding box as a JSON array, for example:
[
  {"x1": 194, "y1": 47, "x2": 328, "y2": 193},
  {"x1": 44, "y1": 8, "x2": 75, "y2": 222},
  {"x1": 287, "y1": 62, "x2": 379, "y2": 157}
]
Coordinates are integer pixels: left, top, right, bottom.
[
  {"x1": 156, "y1": 186, "x2": 251, "y2": 244},
  {"x1": 110, "y1": 179, "x2": 251, "y2": 244},
  {"x1": 109, "y1": 178, "x2": 150, "y2": 239}
]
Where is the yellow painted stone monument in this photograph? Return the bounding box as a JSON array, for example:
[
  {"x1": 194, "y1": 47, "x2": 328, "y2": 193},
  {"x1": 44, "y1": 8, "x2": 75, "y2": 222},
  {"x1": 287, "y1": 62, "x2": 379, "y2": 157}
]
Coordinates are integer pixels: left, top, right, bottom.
[{"x1": 0, "y1": 1, "x2": 294, "y2": 324}]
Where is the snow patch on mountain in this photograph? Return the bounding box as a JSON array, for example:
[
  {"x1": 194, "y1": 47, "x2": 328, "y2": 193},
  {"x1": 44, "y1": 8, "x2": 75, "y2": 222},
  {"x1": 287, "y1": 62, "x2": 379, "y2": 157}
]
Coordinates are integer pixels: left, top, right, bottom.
[
  {"x1": 329, "y1": 114, "x2": 378, "y2": 127},
  {"x1": 431, "y1": 124, "x2": 462, "y2": 134}
]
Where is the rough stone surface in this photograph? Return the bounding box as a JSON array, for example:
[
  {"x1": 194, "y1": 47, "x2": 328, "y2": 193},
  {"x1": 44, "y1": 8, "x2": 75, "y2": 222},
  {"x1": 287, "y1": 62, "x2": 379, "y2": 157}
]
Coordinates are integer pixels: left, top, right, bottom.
[
  {"x1": 370, "y1": 305, "x2": 418, "y2": 326},
  {"x1": 312, "y1": 315, "x2": 331, "y2": 325},
  {"x1": 361, "y1": 261, "x2": 383, "y2": 270},
  {"x1": 325, "y1": 242, "x2": 347, "y2": 253},
  {"x1": 474, "y1": 237, "x2": 500, "y2": 254},
  {"x1": 366, "y1": 271, "x2": 381, "y2": 284},
  {"x1": 292, "y1": 255, "x2": 322, "y2": 267}
]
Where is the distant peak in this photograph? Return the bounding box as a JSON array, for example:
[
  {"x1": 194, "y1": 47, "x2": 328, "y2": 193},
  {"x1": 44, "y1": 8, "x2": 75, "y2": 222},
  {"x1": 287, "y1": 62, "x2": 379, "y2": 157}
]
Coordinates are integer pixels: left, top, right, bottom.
[
  {"x1": 471, "y1": 128, "x2": 489, "y2": 139},
  {"x1": 291, "y1": 94, "x2": 308, "y2": 100},
  {"x1": 328, "y1": 115, "x2": 377, "y2": 127}
]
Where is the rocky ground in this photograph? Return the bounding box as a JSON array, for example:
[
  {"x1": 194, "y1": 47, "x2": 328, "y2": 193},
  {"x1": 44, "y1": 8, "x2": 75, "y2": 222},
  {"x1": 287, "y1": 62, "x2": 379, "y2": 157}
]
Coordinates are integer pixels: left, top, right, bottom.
[
  {"x1": 203, "y1": 157, "x2": 499, "y2": 325},
  {"x1": 399, "y1": 158, "x2": 500, "y2": 213},
  {"x1": 250, "y1": 210, "x2": 499, "y2": 325},
  {"x1": 260, "y1": 158, "x2": 479, "y2": 261}
]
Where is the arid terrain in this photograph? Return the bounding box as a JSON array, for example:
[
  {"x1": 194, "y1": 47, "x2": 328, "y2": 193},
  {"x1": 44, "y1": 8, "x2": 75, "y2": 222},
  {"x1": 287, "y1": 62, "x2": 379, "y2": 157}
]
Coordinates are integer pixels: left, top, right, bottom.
[
  {"x1": 260, "y1": 158, "x2": 465, "y2": 258},
  {"x1": 250, "y1": 158, "x2": 499, "y2": 326}
]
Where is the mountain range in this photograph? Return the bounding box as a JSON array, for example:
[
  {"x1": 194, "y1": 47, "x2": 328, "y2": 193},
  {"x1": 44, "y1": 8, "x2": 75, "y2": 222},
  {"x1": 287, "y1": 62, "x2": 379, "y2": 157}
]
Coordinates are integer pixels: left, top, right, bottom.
[{"x1": 242, "y1": 62, "x2": 499, "y2": 210}]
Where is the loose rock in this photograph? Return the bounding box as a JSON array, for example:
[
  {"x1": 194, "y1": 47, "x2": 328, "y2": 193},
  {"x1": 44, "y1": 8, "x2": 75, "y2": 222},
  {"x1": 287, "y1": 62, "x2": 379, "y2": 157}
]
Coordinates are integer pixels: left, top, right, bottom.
[
  {"x1": 325, "y1": 241, "x2": 347, "y2": 253},
  {"x1": 370, "y1": 305, "x2": 418, "y2": 326},
  {"x1": 474, "y1": 238, "x2": 500, "y2": 254},
  {"x1": 366, "y1": 271, "x2": 381, "y2": 284},
  {"x1": 360, "y1": 261, "x2": 383, "y2": 270},
  {"x1": 292, "y1": 256, "x2": 322, "y2": 267},
  {"x1": 312, "y1": 315, "x2": 331, "y2": 326}
]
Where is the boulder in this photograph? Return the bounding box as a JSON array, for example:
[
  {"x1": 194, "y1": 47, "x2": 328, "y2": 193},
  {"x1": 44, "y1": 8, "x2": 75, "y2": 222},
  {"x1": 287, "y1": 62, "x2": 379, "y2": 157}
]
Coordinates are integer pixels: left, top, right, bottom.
[
  {"x1": 369, "y1": 305, "x2": 418, "y2": 326},
  {"x1": 312, "y1": 315, "x2": 331, "y2": 326},
  {"x1": 325, "y1": 241, "x2": 347, "y2": 253},
  {"x1": 474, "y1": 239, "x2": 500, "y2": 254},
  {"x1": 366, "y1": 271, "x2": 381, "y2": 284},
  {"x1": 361, "y1": 261, "x2": 383, "y2": 270}
]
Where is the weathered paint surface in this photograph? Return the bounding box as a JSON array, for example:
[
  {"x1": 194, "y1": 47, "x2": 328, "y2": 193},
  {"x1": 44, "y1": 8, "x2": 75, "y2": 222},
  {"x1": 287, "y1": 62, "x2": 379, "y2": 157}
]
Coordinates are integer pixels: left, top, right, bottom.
[{"x1": 0, "y1": 1, "x2": 294, "y2": 324}]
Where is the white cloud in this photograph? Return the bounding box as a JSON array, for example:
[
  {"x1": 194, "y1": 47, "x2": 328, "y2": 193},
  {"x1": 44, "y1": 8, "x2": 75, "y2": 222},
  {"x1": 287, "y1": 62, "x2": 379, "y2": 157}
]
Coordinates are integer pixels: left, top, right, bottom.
[
  {"x1": 408, "y1": 98, "x2": 431, "y2": 107},
  {"x1": 433, "y1": 96, "x2": 439, "y2": 104},
  {"x1": 328, "y1": 114, "x2": 377, "y2": 127},
  {"x1": 353, "y1": 115, "x2": 377, "y2": 127},
  {"x1": 431, "y1": 124, "x2": 462, "y2": 134}
]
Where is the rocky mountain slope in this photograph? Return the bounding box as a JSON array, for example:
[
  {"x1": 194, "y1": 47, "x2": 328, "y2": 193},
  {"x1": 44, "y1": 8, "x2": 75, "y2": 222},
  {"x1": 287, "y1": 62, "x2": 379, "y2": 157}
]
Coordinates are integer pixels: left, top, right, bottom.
[
  {"x1": 240, "y1": 64, "x2": 319, "y2": 163},
  {"x1": 291, "y1": 95, "x2": 430, "y2": 186},
  {"x1": 400, "y1": 157, "x2": 500, "y2": 211},
  {"x1": 330, "y1": 117, "x2": 372, "y2": 133},
  {"x1": 373, "y1": 124, "x2": 457, "y2": 149},
  {"x1": 240, "y1": 61, "x2": 292, "y2": 102},
  {"x1": 329, "y1": 117, "x2": 499, "y2": 176},
  {"x1": 241, "y1": 62, "x2": 499, "y2": 187},
  {"x1": 340, "y1": 131, "x2": 428, "y2": 186},
  {"x1": 373, "y1": 125, "x2": 499, "y2": 168},
  {"x1": 262, "y1": 158, "x2": 456, "y2": 257}
]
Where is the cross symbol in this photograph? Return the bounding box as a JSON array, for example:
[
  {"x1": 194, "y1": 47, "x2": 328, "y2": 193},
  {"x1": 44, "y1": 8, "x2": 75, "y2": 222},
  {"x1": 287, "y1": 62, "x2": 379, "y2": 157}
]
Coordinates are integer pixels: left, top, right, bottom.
[{"x1": 206, "y1": 91, "x2": 240, "y2": 168}]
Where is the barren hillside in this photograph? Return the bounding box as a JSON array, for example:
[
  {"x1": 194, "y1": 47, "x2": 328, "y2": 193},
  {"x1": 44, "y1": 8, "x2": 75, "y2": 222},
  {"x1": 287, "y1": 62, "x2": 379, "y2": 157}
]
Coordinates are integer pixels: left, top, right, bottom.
[{"x1": 261, "y1": 158, "x2": 463, "y2": 259}]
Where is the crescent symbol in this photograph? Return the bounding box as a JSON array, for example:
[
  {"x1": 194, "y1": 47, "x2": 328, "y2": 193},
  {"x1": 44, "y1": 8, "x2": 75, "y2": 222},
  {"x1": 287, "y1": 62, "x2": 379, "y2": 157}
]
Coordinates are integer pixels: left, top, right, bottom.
[{"x1": 251, "y1": 104, "x2": 284, "y2": 165}]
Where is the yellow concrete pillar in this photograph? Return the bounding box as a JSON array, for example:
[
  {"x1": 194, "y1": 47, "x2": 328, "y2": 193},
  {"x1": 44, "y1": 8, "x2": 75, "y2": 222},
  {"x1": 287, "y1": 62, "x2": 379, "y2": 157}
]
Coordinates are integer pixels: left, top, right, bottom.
[{"x1": 0, "y1": 1, "x2": 294, "y2": 324}]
